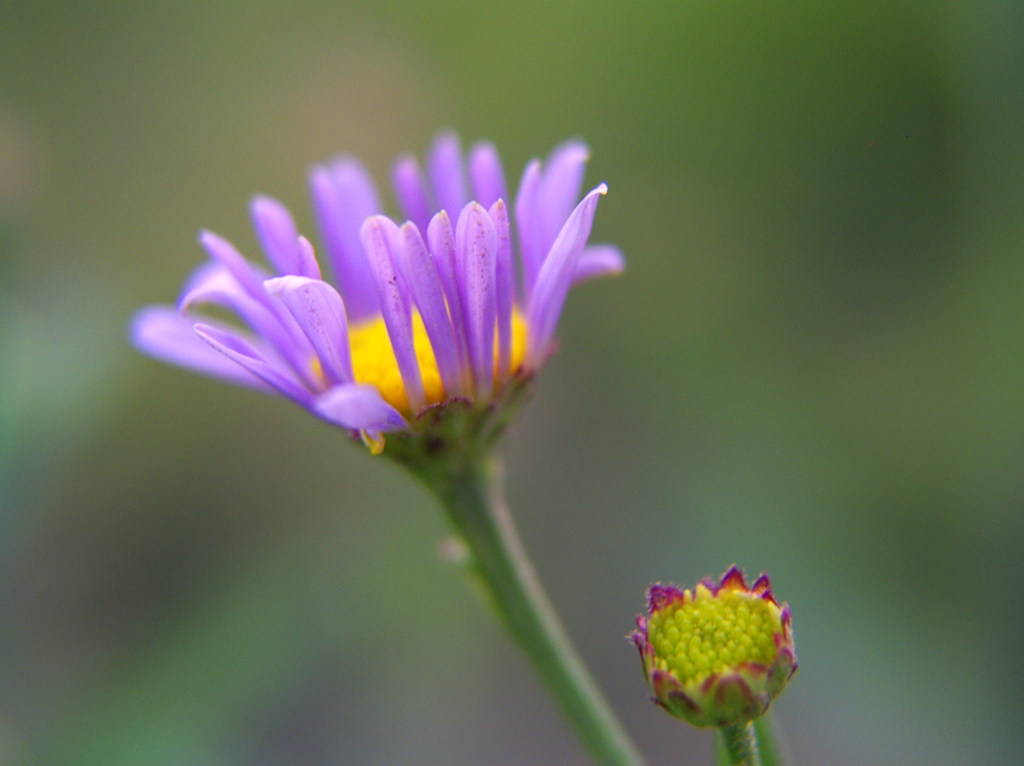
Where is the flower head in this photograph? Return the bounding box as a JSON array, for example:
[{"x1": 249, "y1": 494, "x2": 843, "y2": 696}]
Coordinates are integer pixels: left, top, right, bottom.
[
  {"x1": 629, "y1": 566, "x2": 796, "y2": 728},
  {"x1": 131, "y1": 133, "x2": 621, "y2": 454}
]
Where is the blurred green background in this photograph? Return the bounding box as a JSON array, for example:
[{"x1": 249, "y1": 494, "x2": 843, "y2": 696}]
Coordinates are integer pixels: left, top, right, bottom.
[{"x1": 2, "y1": 1, "x2": 1023, "y2": 764}]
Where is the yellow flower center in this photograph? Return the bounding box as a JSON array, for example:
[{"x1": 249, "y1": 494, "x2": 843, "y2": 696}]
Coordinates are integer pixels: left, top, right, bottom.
[
  {"x1": 647, "y1": 583, "x2": 783, "y2": 688},
  {"x1": 347, "y1": 307, "x2": 528, "y2": 414}
]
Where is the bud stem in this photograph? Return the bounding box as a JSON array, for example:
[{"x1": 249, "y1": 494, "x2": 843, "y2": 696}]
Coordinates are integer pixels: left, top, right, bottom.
[
  {"x1": 400, "y1": 448, "x2": 645, "y2": 766},
  {"x1": 752, "y1": 713, "x2": 789, "y2": 766},
  {"x1": 718, "y1": 722, "x2": 762, "y2": 766}
]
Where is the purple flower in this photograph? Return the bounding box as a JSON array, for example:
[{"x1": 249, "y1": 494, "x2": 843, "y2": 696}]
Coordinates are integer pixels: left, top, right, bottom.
[{"x1": 131, "y1": 133, "x2": 622, "y2": 452}]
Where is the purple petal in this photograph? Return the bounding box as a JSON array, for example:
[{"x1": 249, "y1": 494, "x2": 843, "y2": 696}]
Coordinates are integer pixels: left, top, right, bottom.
[
  {"x1": 177, "y1": 261, "x2": 244, "y2": 313},
  {"x1": 178, "y1": 260, "x2": 317, "y2": 387},
  {"x1": 198, "y1": 229, "x2": 269, "y2": 303},
  {"x1": 296, "y1": 236, "x2": 322, "y2": 280},
  {"x1": 469, "y1": 141, "x2": 507, "y2": 210},
  {"x1": 455, "y1": 202, "x2": 497, "y2": 398},
  {"x1": 489, "y1": 200, "x2": 514, "y2": 380},
  {"x1": 394, "y1": 222, "x2": 462, "y2": 397},
  {"x1": 193, "y1": 322, "x2": 313, "y2": 406},
  {"x1": 513, "y1": 159, "x2": 543, "y2": 298},
  {"x1": 265, "y1": 276, "x2": 352, "y2": 386},
  {"x1": 178, "y1": 262, "x2": 277, "y2": 327},
  {"x1": 250, "y1": 195, "x2": 318, "y2": 278},
  {"x1": 190, "y1": 238, "x2": 319, "y2": 387},
  {"x1": 526, "y1": 183, "x2": 607, "y2": 367},
  {"x1": 359, "y1": 215, "x2": 425, "y2": 412},
  {"x1": 427, "y1": 131, "x2": 467, "y2": 216},
  {"x1": 426, "y1": 210, "x2": 470, "y2": 375},
  {"x1": 538, "y1": 141, "x2": 590, "y2": 257},
  {"x1": 392, "y1": 155, "x2": 433, "y2": 236},
  {"x1": 572, "y1": 244, "x2": 624, "y2": 284},
  {"x1": 308, "y1": 159, "x2": 380, "y2": 321},
  {"x1": 314, "y1": 383, "x2": 408, "y2": 432},
  {"x1": 130, "y1": 306, "x2": 273, "y2": 392}
]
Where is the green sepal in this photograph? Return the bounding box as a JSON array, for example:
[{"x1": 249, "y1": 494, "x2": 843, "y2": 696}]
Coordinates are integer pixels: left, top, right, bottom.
[{"x1": 382, "y1": 372, "x2": 534, "y2": 489}]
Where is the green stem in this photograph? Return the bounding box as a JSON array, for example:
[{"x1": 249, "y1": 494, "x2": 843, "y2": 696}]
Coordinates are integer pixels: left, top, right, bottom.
[
  {"x1": 752, "y1": 713, "x2": 788, "y2": 766},
  {"x1": 426, "y1": 456, "x2": 646, "y2": 766},
  {"x1": 718, "y1": 722, "x2": 761, "y2": 766}
]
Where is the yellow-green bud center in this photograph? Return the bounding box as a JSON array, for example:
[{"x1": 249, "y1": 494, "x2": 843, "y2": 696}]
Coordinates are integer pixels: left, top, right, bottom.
[{"x1": 647, "y1": 583, "x2": 783, "y2": 688}]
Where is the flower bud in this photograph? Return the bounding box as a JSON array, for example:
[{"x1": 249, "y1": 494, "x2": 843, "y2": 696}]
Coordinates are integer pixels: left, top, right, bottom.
[{"x1": 630, "y1": 566, "x2": 796, "y2": 728}]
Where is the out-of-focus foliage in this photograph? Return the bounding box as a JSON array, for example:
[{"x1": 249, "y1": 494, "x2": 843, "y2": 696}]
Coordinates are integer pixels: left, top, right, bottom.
[{"x1": 1, "y1": 2, "x2": 1022, "y2": 764}]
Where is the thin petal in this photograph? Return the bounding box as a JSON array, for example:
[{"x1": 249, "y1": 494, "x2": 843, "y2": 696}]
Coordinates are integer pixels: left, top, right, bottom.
[
  {"x1": 178, "y1": 260, "x2": 315, "y2": 385},
  {"x1": 538, "y1": 140, "x2": 590, "y2": 258},
  {"x1": 130, "y1": 306, "x2": 273, "y2": 392},
  {"x1": 571, "y1": 244, "x2": 624, "y2": 285},
  {"x1": 514, "y1": 159, "x2": 543, "y2": 298},
  {"x1": 198, "y1": 229, "x2": 269, "y2": 303},
  {"x1": 296, "y1": 236, "x2": 322, "y2": 280},
  {"x1": 265, "y1": 276, "x2": 352, "y2": 385},
  {"x1": 178, "y1": 262, "x2": 275, "y2": 328},
  {"x1": 189, "y1": 239, "x2": 320, "y2": 388},
  {"x1": 489, "y1": 200, "x2": 513, "y2": 380},
  {"x1": 428, "y1": 131, "x2": 467, "y2": 215},
  {"x1": 359, "y1": 215, "x2": 425, "y2": 412},
  {"x1": 469, "y1": 141, "x2": 507, "y2": 210},
  {"x1": 193, "y1": 323, "x2": 313, "y2": 406},
  {"x1": 455, "y1": 202, "x2": 497, "y2": 398},
  {"x1": 308, "y1": 159, "x2": 380, "y2": 320},
  {"x1": 392, "y1": 155, "x2": 433, "y2": 236},
  {"x1": 395, "y1": 222, "x2": 462, "y2": 397},
  {"x1": 527, "y1": 183, "x2": 607, "y2": 367},
  {"x1": 427, "y1": 210, "x2": 470, "y2": 377},
  {"x1": 250, "y1": 195, "x2": 318, "y2": 278},
  {"x1": 314, "y1": 383, "x2": 408, "y2": 432},
  {"x1": 177, "y1": 261, "x2": 244, "y2": 313}
]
